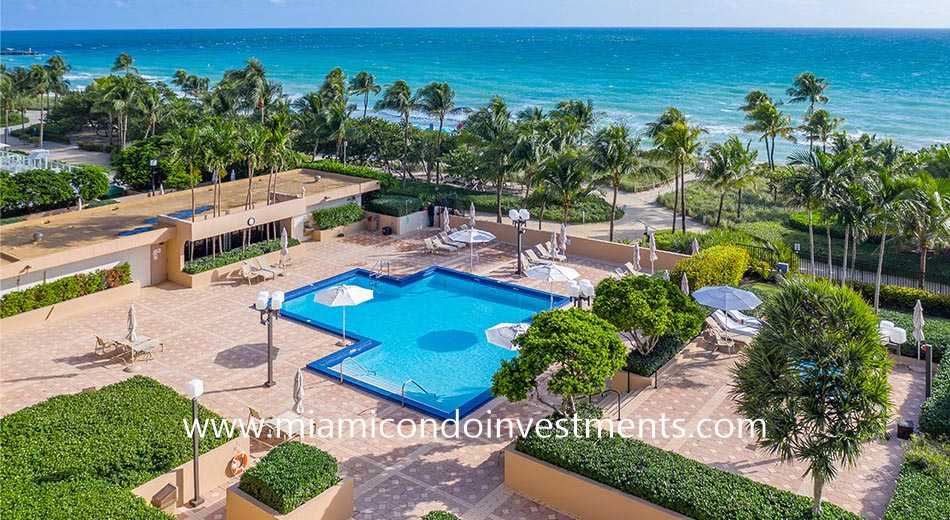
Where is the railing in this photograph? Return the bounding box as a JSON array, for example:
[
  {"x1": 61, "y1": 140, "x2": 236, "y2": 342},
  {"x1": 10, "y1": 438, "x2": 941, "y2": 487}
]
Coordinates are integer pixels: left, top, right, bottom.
[
  {"x1": 370, "y1": 260, "x2": 391, "y2": 281},
  {"x1": 401, "y1": 378, "x2": 434, "y2": 407},
  {"x1": 338, "y1": 357, "x2": 375, "y2": 384},
  {"x1": 797, "y1": 257, "x2": 949, "y2": 295},
  {"x1": 587, "y1": 389, "x2": 622, "y2": 421},
  {"x1": 0, "y1": 150, "x2": 81, "y2": 174}
]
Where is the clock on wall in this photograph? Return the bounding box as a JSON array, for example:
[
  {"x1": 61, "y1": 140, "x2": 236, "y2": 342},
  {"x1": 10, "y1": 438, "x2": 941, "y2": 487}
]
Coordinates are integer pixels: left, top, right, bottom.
[{"x1": 247, "y1": 217, "x2": 256, "y2": 226}]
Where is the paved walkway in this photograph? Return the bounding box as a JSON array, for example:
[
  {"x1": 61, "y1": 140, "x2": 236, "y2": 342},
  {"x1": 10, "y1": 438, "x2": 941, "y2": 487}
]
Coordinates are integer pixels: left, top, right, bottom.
[
  {"x1": 0, "y1": 230, "x2": 922, "y2": 520},
  {"x1": 2, "y1": 109, "x2": 112, "y2": 168}
]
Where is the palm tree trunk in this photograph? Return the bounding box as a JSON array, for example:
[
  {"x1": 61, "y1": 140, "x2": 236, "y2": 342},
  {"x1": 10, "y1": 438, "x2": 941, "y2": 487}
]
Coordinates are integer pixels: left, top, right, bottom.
[
  {"x1": 812, "y1": 475, "x2": 824, "y2": 516},
  {"x1": 680, "y1": 164, "x2": 687, "y2": 233},
  {"x1": 245, "y1": 163, "x2": 254, "y2": 209},
  {"x1": 716, "y1": 191, "x2": 725, "y2": 227},
  {"x1": 841, "y1": 225, "x2": 850, "y2": 287},
  {"x1": 737, "y1": 188, "x2": 742, "y2": 220},
  {"x1": 808, "y1": 209, "x2": 815, "y2": 278},
  {"x1": 363, "y1": 93, "x2": 369, "y2": 119},
  {"x1": 826, "y1": 225, "x2": 833, "y2": 280},
  {"x1": 671, "y1": 163, "x2": 679, "y2": 233},
  {"x1": 435, "y1": 116, "x2": 445, "y2": 184},
  {"x1": 919, "y1": 239, "x2": 927, "y2": 290},
  {"x1": 3, "y1": 109, "x2": 8, "y2": 144},
  {"x1": 874, "y1": 226, "x2": 887, "y2": 312},
  {"x1": 495, "y1": 172, "x2": 503, "y2": 224},
  {"x1": 562, "y1": 199, "x2": 570, "y2": 226},
  {"x1": 402, "y1": 113, "x2": 410, "y2": 181},
  {"x1": 38, "y1": 106, "x2": 45, "y2": 149},
  {"x1": 610, "y1": 180, "x2": 619, "y2": 241},
  {"x1": 851, "y1": 234, "x2": 858, "y2": 286}
]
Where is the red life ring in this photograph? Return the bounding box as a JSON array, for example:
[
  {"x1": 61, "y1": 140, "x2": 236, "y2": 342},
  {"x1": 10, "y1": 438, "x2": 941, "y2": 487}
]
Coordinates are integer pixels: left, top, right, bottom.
[{"x1": 230, "y1": 452, "x2": 249, "y2": 476}]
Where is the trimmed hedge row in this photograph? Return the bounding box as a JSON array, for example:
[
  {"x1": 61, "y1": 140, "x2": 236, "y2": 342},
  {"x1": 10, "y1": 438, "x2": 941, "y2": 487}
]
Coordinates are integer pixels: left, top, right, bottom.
[
  {"x1": 850, "y1": 282, "x2": 950, "y2": 318},
  {"x1": 883, "y1": 437, "x2": 950, "y2": 519},
  {"x1": 919, "y1": 361, "x2": 950, "y2": 438},
  {"x1": 421, "y1": 512, "x2": 462, "y2": 520},
  {"x1": 302, "y1": 160, "x2": 398, "y2": 190},
  {"x1": 624, "y1": 335, "x2": 686, "y2": 377},
  {"x1": 672, "y1": 245, "x2": 750, "y2": 290},
  {"x1": 364, "y1": 194, "x2": 425, "y2": 217},
  {"x1": 0, "y1": 376, "x2": 233, "y2": 520},
  {"x1": 515, "y1": 407, "x2": 861, "y2": 520},
  {"x1": 0, "y1": 263, "x2": 131, "y2": 318},
  {"x1": 312, "y1": 202, "x2": 364, "y2": 230},
  {"x1": 238, "y1": 441, "x2": 341, "y2": 515},
  {"x1": 182, "y1": 238, "x2": 300, "y2": 274}
]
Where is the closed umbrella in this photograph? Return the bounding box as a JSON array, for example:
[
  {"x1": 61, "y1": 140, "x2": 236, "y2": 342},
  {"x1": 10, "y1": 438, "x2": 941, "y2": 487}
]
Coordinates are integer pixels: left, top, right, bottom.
[
  {"x1": 469, "y1": 201, "x2": 476, "y2": 229},
  {"x1": 662, "y1": 270, "x2": 670, "y2": 281},
  {"x1": 559, "y1": 223, "x2": 569, "y2": 256},
  {"x1": 681, "y1": 273, "x2": 690, "y2": 295},
  {"x1": 692, "y1": 238, "x2": 700, "y2": 256},
  {"x1": 485, "y1": 322, "x2": 530, "y2": 350},
  {"x1": 126, "y1": 304, "x2": 138, "y2": 342},
  {"x1": 649, "y1": 234, "x2": 658, "y2": 273},
  {"x1": 313, "y1": 284, "x2": 375, "y2": 346},
  {"x1": 913, "y1": 299, "x2": 925, "y2": 364},
  {"x1": 449, "y1": 228, "x2": 495, "y2": 272},
  {"x1": 293, "y1": 368, "x2": 305, "y2": 414},
  {"x1": 550, "y1": 231, "x2": 558, "y2": 259},
  {"x1": 632, "y1": 243, "x2": 641, "y2": 272},
  {"x1": 280, "y1": 227, "x2": 289, "y2": 257},
  {"x1": 692, "y1": 285, "x2": 762, "y2": 311},
  {"x1": 442, "y1": 206, "x2": 451, "y2": 233},
  {"x1": 525, "y1": 263, "x2": 579, "y2": 309}
]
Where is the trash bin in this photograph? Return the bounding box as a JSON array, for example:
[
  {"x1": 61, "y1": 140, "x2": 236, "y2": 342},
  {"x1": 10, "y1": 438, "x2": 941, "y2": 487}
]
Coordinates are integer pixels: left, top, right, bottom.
[
  {"x1": 151, "y1": 483, "x2": 177, "y2": 513},
  {"x1": 896, "y1": 419, "x2": 915, "y2": 440},
  {"x1": 382, "y1": 226, "x2": 393, "y2": 236},
  {"x1": 366, "y1": 215, "x2": 378, "y2": 232}
]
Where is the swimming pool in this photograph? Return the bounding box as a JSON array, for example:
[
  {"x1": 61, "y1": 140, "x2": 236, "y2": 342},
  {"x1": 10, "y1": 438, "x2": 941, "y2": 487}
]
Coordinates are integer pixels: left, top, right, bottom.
[{"x1": 282, "y1": 267, "x2": 567, "y2": 418}]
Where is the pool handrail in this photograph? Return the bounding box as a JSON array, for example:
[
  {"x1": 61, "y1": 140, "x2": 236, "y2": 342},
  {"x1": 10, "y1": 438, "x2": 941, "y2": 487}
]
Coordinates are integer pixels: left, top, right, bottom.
[
  {"x1": 402, "y1": 378, "x2": 433, "y2": 407},
  {"x1": 339, "y1": 356, "x2": 375, "y2": 384}
]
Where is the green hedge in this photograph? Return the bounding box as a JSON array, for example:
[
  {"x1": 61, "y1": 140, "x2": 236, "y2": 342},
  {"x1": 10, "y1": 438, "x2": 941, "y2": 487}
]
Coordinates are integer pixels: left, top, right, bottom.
[
  {"x1": 624, "y1": 335, "x2": 686, "y2": 377},
  {"x1": 883, "y1": 437, "x2": 950, "y2": 519},
  {"x1": 0, "y1": 216, "x2": 26, "y2": 226},
  {"x1": 10, "y1": 124, "x2": 71, "y2": 144},
  {"x1": 421, "y1": 512, "x2": 462, "y2": 520},
  {"x1": 183, "y1": 238, "x2": 300, "y2": 274},
  {"x1": 312, "y1": 202, "x2": 364, "y2": 230},
  {"x1": 364, "y1": 194, "x2": 425, "y2": 217},
  {"x1": 672, "y1": 245, "x2": 750, "y2": 291},
  {"x1": 239, "y1": 441, "x2": 341, "y2": 515},
  {"x1": 919, "y1": 361, "x2": 950, "y2": 438},
  {"x1": 0, "y1": 263, "x2": 131, "y2": 318},
  {"x1": 0, "y1": 376, "x2": 233, "y2": 520},
  {"x1": 850, "y1": 282, "x2": 950, "y2": 319},
  {"x1": 515, "y1": 406, "x2": 860, "y2": 520},
  {"x1": 77, "y1": 141, "x2": 119, "y2": 154},
  {"x1": 302, "y1": 160, "x2": 397, "y2": 190},
  {"x1": 877, "y1": 309, "x2": 948, "y2": 364}
]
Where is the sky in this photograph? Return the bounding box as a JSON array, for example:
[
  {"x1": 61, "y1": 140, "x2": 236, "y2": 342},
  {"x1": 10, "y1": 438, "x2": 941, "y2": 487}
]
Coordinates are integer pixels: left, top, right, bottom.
[{"x1": 1, "y1": 0, "x2": 949, "y2": 31}]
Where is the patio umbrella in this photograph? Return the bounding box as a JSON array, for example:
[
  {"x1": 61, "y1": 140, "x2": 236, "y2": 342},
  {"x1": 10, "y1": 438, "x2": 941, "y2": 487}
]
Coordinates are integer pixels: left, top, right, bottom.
[
  {"x1": 469, "y1": 201, "x2": 476, "y2": 228},
  {"x1": 126, "y1": 304, "x2": 138, "y2": 342},
  {"x1": 692, "y1": 238, "x2": 700, "y2": 255},
  {"x1": 449, "y1": 228, "x2": 496, "y2": 272},
  {"x1": 559, "y1": 223, "x2": 569, "y2": 255},
  {"x1": 913, "y1": 299, "x2": 925, "y2": 364},
  {"x1": 649, "y1": 234, "x2": 658, "y2": 273},
  {"x1": 681, "y1": 273, "x2": 690, "y2": 295},
  {"x1": 313, "y1": 284, "x2": 375, "y2": 346},
  {"x1": 550, "y1": 231, "x2": 559, "y2": 258},
  {"x1": 632, "y1": 243, "x2": 641, "y2": 272},
  {"x1": 525, "y1": 263, "x2": 579, "y2": 309},
  {"x1": 662, "y1": 270, "x2": 670, "y2": 281},
  {"x1": 692, "y1": 285, "x2": 762, "y2": 311},
  {"x1": 293, "y1": 368, "x2": 305, "y2": 414},
  {"x1": 280, "y1": 227, "x2": 289, "y2": 257},
  {"x1": 485, "y1": 322, "x2": 530, "y2": 350},
  {"x1": 230, "y1": 169, "x2": 236, "y2": 182},
  {"x1": 442, "y1": 206, "x2": 451, "y2": 233}
]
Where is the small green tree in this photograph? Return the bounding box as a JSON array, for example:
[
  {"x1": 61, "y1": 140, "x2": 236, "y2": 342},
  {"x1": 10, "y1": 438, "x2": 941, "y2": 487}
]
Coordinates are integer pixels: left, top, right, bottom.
[
  {"x1": 732, "y1": 277, "x2": 892, "y2": 516},
  {"x1": 592, "y1": 276, "x2": 704, "y2": 356},
  {"x1": 671, "y1": 244, "x2": 750, "y2": 290},
  {"x1": 491, "y1": 308, "x2": 625, "y2": 416},
  {"x1": 70, "y1": 165, "x2": 110, "y2": 202}
]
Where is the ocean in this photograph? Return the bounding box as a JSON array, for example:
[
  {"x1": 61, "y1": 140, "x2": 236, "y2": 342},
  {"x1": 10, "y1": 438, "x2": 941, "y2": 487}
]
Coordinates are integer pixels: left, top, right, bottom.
[{"x1": 2, "y1": 27, "x2": 949, "y2": 155}]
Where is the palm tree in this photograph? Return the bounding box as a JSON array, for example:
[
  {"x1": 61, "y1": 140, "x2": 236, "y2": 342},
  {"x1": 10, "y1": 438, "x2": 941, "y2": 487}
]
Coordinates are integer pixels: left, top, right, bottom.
[
  {"x1": 416, "y1": 81, "x2": 457, "y2": 184},
  {"x1": 787, "y1": 71, "x2": 830, "y2": 113},
  {"x1": 591, "y1": 123, "x2": 639, "y2": 240},
  {"x1": 905, "y1": 171, "x2": 950, "y2": 289},
  {"x1": 44, "y1": 55, "x2": 70, "y2": 107},
  {"x1": 726, "y1": 136, "x2": 758, "y2": 220},
  {"x1": 293, "y1": 91, "x2": 328, "y2": 159},
  {"x1": 223, "y1": 59, "x2": 281, "y2": 123},
  {"x1": 171, "y1": 69, "x2": 209, "y2": 100},
  {"x1": 744, "y1": 101, "x2": 796, "y2": 172},
  {"x1": 701, "y1": 143, "x2": 733, "y2": 227},
  {"x1": 656, "y1": 120, "x2": 704, "y2": 233},
  {"x1": 802, "y1": 109, "x2": 842, "y2": 152},
  {"x1": 463, "y1": 96, "x2": 516, "y2": 222},
  {"x1": 732, "y1": 277, "x2": 891, "y2": 517},
  {"x1": 374, "y1": 80, "x2": 417, "y2": 180},
  {"x1": 739, "y1": 90, "x2": 771, "y2": 114},
  {"x1": 27, "y1": 64, "x2": 51, "y2": 149},
  {"x1": 111, "y1": 53, "x2": 138, "y2": 74},
  {"x1": 264, "y1": 113, "x2": 295, "y2": 207},
  {"x1": 326, "y1": 97, "x2": 354, "y2": 159},
  {"x1": 103, "y1": 75, "x2": 139, "y2": 149},
  {"x1": 511, "y1": 108, "x2": 553, "y2": 203},
  {"x1": 137, "y1": 87, "x2": 167, "y2": 139},
  {"x1": 541, "y1": 148, "x2": 597, "y2": 226},
  {"x1": 203, "y1": 119, "x2": 238, "y2": 218},
  {"x1": 239, "y1": 123, "x2": 269, "y2": 209},
  {"x1": 551, "y1": 99, "x2": 595, "y2": 148},
  {"x1": 789, "y1": 150, "x2": 850, "y2": 278},
  {"x1": 778, "y1": 166, "x2": 818, "y2": 277},
  {"x1": 349, "y1": 71, "x2": 381, "y2": 119},
  {"x1": 165, "y1": 126, "x2": 205, "y2": 259},
  {"x1": 644, "y1": 107, "x2": 685, "y2": 139}
]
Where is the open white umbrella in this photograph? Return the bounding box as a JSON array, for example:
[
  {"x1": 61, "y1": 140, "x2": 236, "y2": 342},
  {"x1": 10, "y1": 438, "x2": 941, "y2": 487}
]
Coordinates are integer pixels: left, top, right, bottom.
[
  {"x1": 280, "y1": 227, "x2": 289, "y2": 257},
  {"x1": 313, "y1": 284, "x2": 374, "y2": 346},
  {"x1": 525, "y1": 263, "x2": 579, "y2": 309},
  {"x1": 485, "y1": 322, "x2": 530, "y2": 350},
  {"x1": 126, "y1": 304, "x2": 138, "y2": 342},
  {"x1": 442, "y1": 206, "x2": 451, "y2": 233},
  {"x1": 632, "y1": 243, "x2": 641, "y2": 272},
  {"x1": 692, "y1": 285, "x2": 762, "y2": 310},
  {"x1": 559, "y1": 223, "x2": 569, "y2": 256},
  {"x1": 692, "y1": 238, "x2": 700, "y2": 256},
  {"x1": 293, "y1": 368, "x2": 305, "y2": 414},
  {"x1": 648, "y1": 234, "x2": 658, "y2": 273},
  {"x1": 681, "y1": 273, "x2": 690, "y2": 295},
  {"x1": 469, "y1": 201, "x2": 476, "y2": 228},
  {"x1": 449, "y1": 228, "x2": 495, "y2": 272},
  {"x1": 913, "y1": 299, "x2": 925, "y2": 364}
]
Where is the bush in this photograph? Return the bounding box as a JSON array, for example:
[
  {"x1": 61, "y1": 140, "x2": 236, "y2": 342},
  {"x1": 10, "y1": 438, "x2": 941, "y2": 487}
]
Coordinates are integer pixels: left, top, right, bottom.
[
  {"x1": 849, "y1": 282, "x2": 950, "y2": 319},
  {"x1": 788, "y1": 211, "x2": 847, "y2": 238},
  {"x1": 672, "y1": 245, "x2": 750, "y2": 290},
  {"x1": 302, "y1": 159, "x2": 398, "y2": 190},
  {"x1": 624, "y1": 335, "x2": 686, "y2": 377},
  {"x1": 312, "y1": 202, "x2": 364, "y2": 230},
  {"x1": 0, "y1": 376, "x2": 232, "y2": 520},
  {"x1": 182, "y1": 238, "x2": 300, "y2": 274},
  {"x1": 0, "y1": 263, "x2": 131, "y2": 318},
  {"x1": 0, "y1": 216, "x2": 26, "y2": 226},
  {"x1": 364, "y1": 194, "x2": 424, "y2": 217},
  {"x1": 238, "y1": 441, "x2": 340, "y2": 515},
  {"x1": 919, "y1": 362, "x2": 950, "y2": 437},
  {"x1": 421, "y1": 512, "x2": 462, "y2": 520},
  {"x1": 77, "y1": 141, "x2": 119, "y2": 153},
  {"x1": 642, "y1": 229, "x2": 755, "y2": 255},
  {"x1": 515, "y1": 410, "x2": 861, "y2": 520},
  {"x1": 883, "y1": 436, "x2": 950, "y2": 519},
  {"x1": 112, "y1": 136, "x2": 188, "y2": 192},
  {"x1": 0, "y1": 166, "x2": 110, "y2": 217}
]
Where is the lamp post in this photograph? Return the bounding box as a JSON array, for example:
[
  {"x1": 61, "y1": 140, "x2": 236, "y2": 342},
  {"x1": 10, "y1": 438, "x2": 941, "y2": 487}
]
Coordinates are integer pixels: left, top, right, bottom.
[
  {"x1": 509, "y1": 208, "x2": 530, "y2": 276},
  {"x1": 343, "y1": 141, "x2": 348, "y2": 165},
  {"x1": 185, "y1": 379, "x2": 205, "y2": 508},
  {"x1": 149, "y1": 159, "x2": 158, "y2": 197},
  {"x1": 254, "y1": 290, "x2": 284, "y2": 388}
]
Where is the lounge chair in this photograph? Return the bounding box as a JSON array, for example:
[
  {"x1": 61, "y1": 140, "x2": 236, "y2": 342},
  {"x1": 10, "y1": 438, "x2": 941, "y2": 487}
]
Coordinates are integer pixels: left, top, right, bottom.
[
  {"x1": 702, "y1": 326, "x2": 736, "y2": 354},
  {"x1": 726, "y1": 309, "x2": 764, "y2": 329},
  {"x1": 241, "y1": 262, "x2": 275, "y2": 284},
  {"x1": 438, "y1": 231, "x2": 466, "y2": 248},
  {"x1": 279, "y1": 253, "x2": 294, "y2": 270},
  {"x1": 535, "y1": 243, "x2": 566, "y2": 262},
  {"x1": 254, "y1": 258, "x2": 285, "y2": 277},
  {"x1": 460, "y1": 224, "x2": 470, "y2": 231},
  {"x1": 524, "y1": 249, "x2": 552, "y2": 266},
  {"x1": 432, "y1": 236, "x2": 460, "y2": 251},
  {"x1": 425, "y1": 237, "x2": 455, "y2": 254},
  {"x1": 711, "y1": 310, "x2": 757, "y2": 343},
  {"x1": 247, "y1": 406, "x2": 281, "y2": 442},
  {"x1": 624, "y1": 262, "x2": 641, "y2": 275},
  {"x1": 95, "y1": 336, "x2": 120, "y2": 356}
]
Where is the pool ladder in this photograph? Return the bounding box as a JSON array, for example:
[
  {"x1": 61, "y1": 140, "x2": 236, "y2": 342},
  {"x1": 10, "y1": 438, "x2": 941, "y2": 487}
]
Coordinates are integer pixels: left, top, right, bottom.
[
  {"x1": 401, "y1": 379, "x2": 435, "y2": 407},
  {"x1": 369, "y1": 260, "x2": 391, "y2": 285},
  {"x1": 338, "y1": 357, "x2": 375, "y2": 384}
]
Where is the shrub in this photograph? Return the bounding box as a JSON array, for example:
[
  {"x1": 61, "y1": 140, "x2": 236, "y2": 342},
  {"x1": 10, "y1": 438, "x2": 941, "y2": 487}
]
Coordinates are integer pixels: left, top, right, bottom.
[
  {"x1": 642, "y1": 228, "x2": 756, "y2": 255},
  {"x1": 672, "y1": 245, "x2": 750, "y2": 290},
  {"x1": 364, "y1": 194, "x2": 424, "y2": 217},
  {"x1": 623, "y1": 335, "x2": 686, "y2": 377},
  {"x1": 850, "y1": 282, "x2": 950, "y2": 319},
  {"x1": 919, "y1": 361, "x2": 950, "y2": 438},
  {"x1": 883, "y1": 437, "x2": 950, "y2": 519},
  {"x1": 238, "y1": 441, "x2": 341, "y2": 515},
  {"x1": 0, "y1": 376, "x2": 232, "y2": 520},
  {"x1": 0, "y1": 216, "x2": 26, "y2": 226},
  {"x1": 515, "y1": 409, "x2": 861, "y2": 520},
  {"x1": 877, "y1": 309, "x2": 948, "y2": 364},
  {"x1": 421, "y1": 512, "x2": 462, "y2": 520},
  {"x1": 312, "y1": 202, "x2": 364, "y2": 230},
  {"x1": 302, "y1": 159, "x2": 397, "y2": 190},
  {"x1": 0, "y1": 263, "x2": 132, "y2": 318},
  {"x1": 77, "y1": 141, "x2": 119, "y2": 154},
  {"x1": 182, "y1": 238, "x2": 300, "y2": 274}
]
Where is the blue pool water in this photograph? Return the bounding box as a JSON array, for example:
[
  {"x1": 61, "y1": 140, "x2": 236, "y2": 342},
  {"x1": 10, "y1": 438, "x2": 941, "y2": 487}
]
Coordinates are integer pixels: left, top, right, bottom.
[{"x1": 282, "y1": 267, "x2": 566, "y2": 418}]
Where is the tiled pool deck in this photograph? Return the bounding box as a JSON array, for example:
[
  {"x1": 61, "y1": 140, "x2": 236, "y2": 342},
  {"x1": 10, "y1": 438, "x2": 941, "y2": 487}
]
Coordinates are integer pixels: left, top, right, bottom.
[{"x1": 0, "y1": 230, "x2": 925, "y2": 520}]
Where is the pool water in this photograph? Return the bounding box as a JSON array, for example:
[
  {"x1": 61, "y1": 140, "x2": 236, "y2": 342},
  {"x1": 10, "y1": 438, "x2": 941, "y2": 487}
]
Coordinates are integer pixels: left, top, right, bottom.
[{"x1": 282, "y1": 267, "x2": 565, "y2": 418}]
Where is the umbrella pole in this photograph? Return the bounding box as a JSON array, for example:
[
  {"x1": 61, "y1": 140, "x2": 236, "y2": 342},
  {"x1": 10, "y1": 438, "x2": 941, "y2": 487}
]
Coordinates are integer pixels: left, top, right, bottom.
[
  {"x1": 338, "y1": 307, "x2": 347, "y2": 347},
  {"x1": 549, "y1": 280, "x2": 554, "y2": 309},
  {"x1": 470, "y1": 243, "x2": 474, "y2": 273}
]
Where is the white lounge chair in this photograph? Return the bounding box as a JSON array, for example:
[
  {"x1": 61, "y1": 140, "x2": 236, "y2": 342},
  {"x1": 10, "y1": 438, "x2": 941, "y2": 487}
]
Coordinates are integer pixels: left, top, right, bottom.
[
  {"x1": 524, "y1": 249, "x2": 552, "y2": 266},
  {"x1": 567, "y1": 280, "x2": 581, "y2": 306},
  {"x1": 241, "y1": 262, "x2": 275, "y2": 284},
  {"x1": 254, "y1": 258, "x2": 284, "y2": 277},
  {"x1": 438, "y1": 231, "x2": 466, "y2": 248},
  {"x1": 425, "y1": 237, "x2": 455, "y2": 254},
  {"x1": 711, "y1": 310, "x2": 757, "y2": 343},
  {"x1": 535, "y1": 243, "x2": 566, "y2": 262},
  {"x1": 726, "y1": 310, "x2": 764, "y2": 329},
  {"x1": 432, "y1": 236, "x2": 460, "y2": 251}
]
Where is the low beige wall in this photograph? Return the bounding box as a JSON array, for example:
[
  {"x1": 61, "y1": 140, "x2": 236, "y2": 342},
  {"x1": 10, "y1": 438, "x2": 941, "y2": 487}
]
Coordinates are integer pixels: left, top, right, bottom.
[
  {"x1": 133, "y1": 436, "x2": 250, "y2": 509},
  {"x1": 0, "y1": 280, "x2": 141, "y2": 334},
  {"x1": 312, "y1": 221, "x2": 365, "y2": 242},
  {"x1": 608, "y1": 369, "x2": 654, "y2": 393},
  {"x1": 226, "y1": 478, "x2": 354, "y2": 520},
  {"x1": 366, "y1": 210, "x2": 429, "y2": 235},
  {"x1": 175, "y1": 244, "x2": 305, "y2": 288},
  {"x1": 505, "y1": 445, "x2": 688, "y2": 520}
]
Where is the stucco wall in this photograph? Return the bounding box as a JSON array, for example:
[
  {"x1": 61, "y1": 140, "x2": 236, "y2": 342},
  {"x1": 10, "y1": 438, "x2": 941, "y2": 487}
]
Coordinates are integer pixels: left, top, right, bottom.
[{"x1": 1, "y1": 246, "x2": 151, "y2": 295}]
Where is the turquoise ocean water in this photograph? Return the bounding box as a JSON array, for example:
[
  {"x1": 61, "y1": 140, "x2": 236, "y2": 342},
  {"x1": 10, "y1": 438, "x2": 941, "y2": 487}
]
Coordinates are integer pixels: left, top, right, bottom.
[{"x1": 2, "y1": 28, "x2": 948, "y2": 155}]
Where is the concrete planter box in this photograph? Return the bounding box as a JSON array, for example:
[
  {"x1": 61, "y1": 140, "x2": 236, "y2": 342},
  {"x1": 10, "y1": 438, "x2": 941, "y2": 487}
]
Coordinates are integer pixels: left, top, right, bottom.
[
  {"x1": 0, "y1": 280, "x2": 141, "y2": 334},
  {"x1": 311, "y1": 221, "x2": 365, "y2": 242},
  {"x1": 365, "y1": 210, "x2": 429, "y2": 235},
  {"x1": 180, "y1": 244, "x2": 305, "y2": 288},
  {"x1": 505, "y1": 445, "x2": 688, "y2": 520},
  {"x1": 226, "y1": 478, "x2": 354, "y2": 520},
  {"x1": 609, "y1": 342, "x2": 688, "y2": 392},
  {"x1": 133, "y1": 436, "x2": 250, "y2": 510}
]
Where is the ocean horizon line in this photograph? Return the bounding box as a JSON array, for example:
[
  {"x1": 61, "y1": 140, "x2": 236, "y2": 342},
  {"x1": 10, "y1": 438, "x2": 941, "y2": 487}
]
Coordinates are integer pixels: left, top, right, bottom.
[{"x1": 4, "y1": 26, "x2": 950, "y2": 33}]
